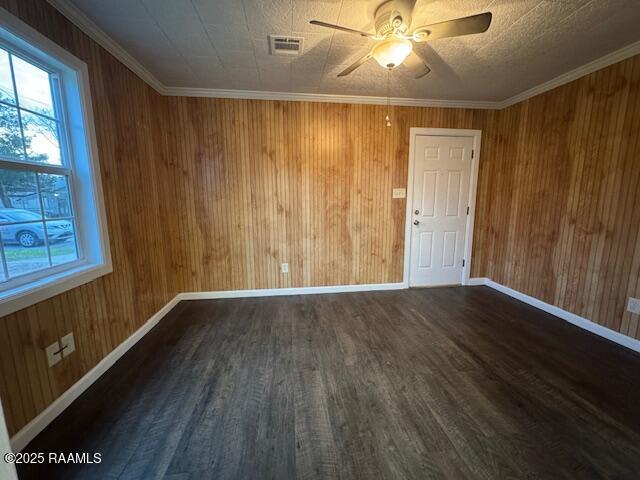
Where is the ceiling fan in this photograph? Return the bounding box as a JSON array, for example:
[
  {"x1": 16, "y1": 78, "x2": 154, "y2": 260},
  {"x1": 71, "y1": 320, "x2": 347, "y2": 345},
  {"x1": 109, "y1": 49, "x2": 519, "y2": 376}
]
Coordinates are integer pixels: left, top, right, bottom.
[{"x1": 310, "y1": 0, "x2": 492, "y2": 78}]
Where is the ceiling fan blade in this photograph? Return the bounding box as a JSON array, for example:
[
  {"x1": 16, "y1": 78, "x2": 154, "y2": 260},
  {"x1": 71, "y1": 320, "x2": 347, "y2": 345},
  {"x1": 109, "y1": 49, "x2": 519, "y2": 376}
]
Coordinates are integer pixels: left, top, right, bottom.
[
  {"x1": 337, "y1": 52, "x2": 373, "y2": 77},
  {"x1": 404, "y1": 51, "x2": 431, "y2": 79},
  {"x1": 411, "y1": 12, "x2": 492, "y2": 42},
  {"x1": 309, "y1": 20, "x2": 379, "y2": 39}
]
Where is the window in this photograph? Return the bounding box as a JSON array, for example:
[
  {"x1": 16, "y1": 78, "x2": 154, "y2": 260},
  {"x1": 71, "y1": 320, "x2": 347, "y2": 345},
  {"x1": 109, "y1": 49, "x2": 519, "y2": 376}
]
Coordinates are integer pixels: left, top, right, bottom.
[
  {"x1": 0, "y1": 45, "x2": 79, "y2": 283},
  {"x1": 0, "y1": 11, "x2": 111, "y2": 315}
]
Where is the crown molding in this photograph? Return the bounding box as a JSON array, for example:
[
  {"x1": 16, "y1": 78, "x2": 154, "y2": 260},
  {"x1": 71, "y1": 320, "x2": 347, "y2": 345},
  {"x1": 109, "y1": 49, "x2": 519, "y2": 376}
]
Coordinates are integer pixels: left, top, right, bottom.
[
  {"x1": 46, "y1": 0, "x2": 166, "y2": 94},
  {"x1": 45, "y1": 0, "x2": 640, "y2": 110},
  {"x1": 497, "y1": 39, "x2": 640, "y2": 109},
  {"x1": 161, "y1": 86, "x2": 499, "y2": 109}
]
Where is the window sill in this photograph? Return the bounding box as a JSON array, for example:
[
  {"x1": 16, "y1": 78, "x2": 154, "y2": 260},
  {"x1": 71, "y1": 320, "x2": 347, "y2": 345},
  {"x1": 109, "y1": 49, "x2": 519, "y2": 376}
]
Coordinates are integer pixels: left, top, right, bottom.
[{"x1": 0, "y1": 260, "x2": 112, "y2": 317}]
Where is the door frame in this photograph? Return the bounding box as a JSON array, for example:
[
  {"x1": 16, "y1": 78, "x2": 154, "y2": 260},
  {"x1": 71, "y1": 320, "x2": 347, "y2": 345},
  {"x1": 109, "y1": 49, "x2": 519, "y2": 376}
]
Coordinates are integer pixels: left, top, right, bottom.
[{"x1": 402, "y1": 128, "x2": 482, "y2": 287}]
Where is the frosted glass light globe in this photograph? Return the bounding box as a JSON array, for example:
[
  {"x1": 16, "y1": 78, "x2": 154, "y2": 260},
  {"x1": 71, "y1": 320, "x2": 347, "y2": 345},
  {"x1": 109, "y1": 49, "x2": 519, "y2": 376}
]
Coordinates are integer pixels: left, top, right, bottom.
[{"x1": 372, "y1": 36, "x2": 413, "y2": 69}]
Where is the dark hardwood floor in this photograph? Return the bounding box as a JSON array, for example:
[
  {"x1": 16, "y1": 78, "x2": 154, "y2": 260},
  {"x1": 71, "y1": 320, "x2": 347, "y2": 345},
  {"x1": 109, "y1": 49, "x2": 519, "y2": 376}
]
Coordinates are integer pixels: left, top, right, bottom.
[{"x1": 18, "y1": 286, "x2": 640, "y2": 479}]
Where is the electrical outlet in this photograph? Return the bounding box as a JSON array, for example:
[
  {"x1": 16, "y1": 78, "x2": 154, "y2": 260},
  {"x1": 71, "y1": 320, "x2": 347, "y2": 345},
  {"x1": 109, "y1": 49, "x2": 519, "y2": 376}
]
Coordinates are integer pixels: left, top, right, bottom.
[
  {"x1": 281, "y1": 262, "x2": 289, "y2": 273},
  {"x1": 628, "y1": 297, "x2": 640, "y2": 315},
  {"x1": 46, "y1": 341, "x2": 62, "y2": 367},
  {"x1": 60, "y1": 332, "x2": 75, "y2": 357},
  {"x1": 392, "y1": 188, "x2": 406, "y2": 199}
]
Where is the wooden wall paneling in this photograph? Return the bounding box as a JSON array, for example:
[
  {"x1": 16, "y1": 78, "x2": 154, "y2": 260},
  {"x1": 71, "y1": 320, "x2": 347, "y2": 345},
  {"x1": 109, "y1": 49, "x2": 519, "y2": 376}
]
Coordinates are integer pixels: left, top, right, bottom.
[
  {"x1": 581, "y1": 66, "x2": 619, "y2": 316},
  {"x1": 30, "y1": 305, "x2": 57, "y2": 404},
  {"x1": 545, "y1": 86, "x2": 572, "y2": 299},
  {"x1": 292, "y1": 102, "x2": 305, "y2": 286},
  {"x1": 619, "y1": 60, "x2": 640, "y2": 337},
  {"x1": 211, "y1": 100, "x2": 227, "y2": 289},
  {"x1": 598, "y1": 60, "x2": 632, "y2": 325},
  {"x1": 158, "y1": 99, "x2": 486, "y2": 293},
  {"x1": 575, "y1": 65, "x2": 617, "y2": 320},
  {"x1": 588, "y1": 63, "x2": 625, "y2": 327},
  {"x1": 533, "y1": 92, "x2": 560, "y2": 301},
  {"x1": 292, "y1": 102, "x2": 302, "y2": 286},
  {"x1": 274, "y1": 102, "x2": 285, "y2": 288},
  {"x1": 498, "y1": 104, "x2": 515, "y2": 287},
  {"x1": 567, "y1": 69, "x2": 600, "y2": 316},
  {"x1": 567, "y1": 63, "x2": 625, "y2": 326},
  {"x1": 49, "y1": 297, "x2": 69, "y2": 391},
  {"x1": 554, "y1": 75, "x2": 590, "y2": 310},
  {"x1": 348, "y1": 104, "x2": 362, "y2": 285},
  {"x1": 166, "y1": 97, "x2": 185, "y2": 291},
  {"x1": 0, "y1": 0, "x2": 175, "y2": 436},
  {"x1": 227, "y1": 100, "x2": 243, "y2": 289},
  {"x1": 56, "y1": 294, "x2": 83, "y2": 385},
  {"x1": 600, "y1": 59, "x2": 640, "y2": 331},
  {"x1": 468, "y1": 110, "x2": 490, "y2": 278},
  {"x1": 623, "y1": 235, "x2": 640, "y2": 338},
  {"x1": 3, "y1": 314, "x2": 31, "y2": 424},
  {"x1": 260, "y1": 100, "x2": 270, "y2": 285},
  {"x1": 543, "y1": 86, "x2": 573, "y2": 304},
  {"x1": 0, "y1": 350, "x2": 20, "y2": 434},
  {"x1": 304, "y1": 102, "x2": 314, "y2": 283},
  {"x1": 472, "y1": 54, "x2": 640, "y2": 341},
  {"x1": 235, "y1": 100, "x2": 253, "y2": 290},
  {"x1": 3, "y1": 0, "x2": 640, "y2": 443},
  {"x1": 523, "y1": 97, "x2": 546, "y2": 300}
]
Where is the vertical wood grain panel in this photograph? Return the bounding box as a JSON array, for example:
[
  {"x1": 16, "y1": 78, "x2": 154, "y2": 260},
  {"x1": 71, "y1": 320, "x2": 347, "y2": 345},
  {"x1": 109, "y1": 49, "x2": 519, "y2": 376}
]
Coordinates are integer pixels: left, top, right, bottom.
[
  {"x1": 0, "y1": 0, "x2": 173, "y2": 435},
  {"x1": 472, "y1": 54, "x2": 640, "y2": 341},
  {"x1": 3, "y1": 0, "x2": 639, "y2": 444},
  {"x1": 160, "y1": 98, "x2": 481, "y2": 292}
]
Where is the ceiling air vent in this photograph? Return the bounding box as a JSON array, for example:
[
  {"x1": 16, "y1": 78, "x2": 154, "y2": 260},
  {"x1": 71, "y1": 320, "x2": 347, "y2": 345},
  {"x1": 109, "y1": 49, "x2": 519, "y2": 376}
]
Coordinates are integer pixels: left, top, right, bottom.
[{"x1": 269, "y1": 35, "x2": 304, "y2": 56}]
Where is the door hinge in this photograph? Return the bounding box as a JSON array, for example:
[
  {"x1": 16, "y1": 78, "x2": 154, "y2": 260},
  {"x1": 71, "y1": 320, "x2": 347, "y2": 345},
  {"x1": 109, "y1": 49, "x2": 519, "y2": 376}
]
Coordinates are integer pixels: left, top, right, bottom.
[
  {"x1": 471, "y1": 149, "x2": 475, "y2": 159},
  {"x1": 466, "y1": 206, "x2": 470, "y2": 215},
  {"x1": 462, "y1": 259, "x2": 466, "y2": 267}
]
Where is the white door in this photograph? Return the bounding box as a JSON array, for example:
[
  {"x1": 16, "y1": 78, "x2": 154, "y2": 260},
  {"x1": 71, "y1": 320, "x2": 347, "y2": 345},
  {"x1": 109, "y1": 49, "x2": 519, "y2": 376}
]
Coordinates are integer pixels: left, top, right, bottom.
[{"x1": 409, "y1": 135, "x2": 473, "y2": 286}]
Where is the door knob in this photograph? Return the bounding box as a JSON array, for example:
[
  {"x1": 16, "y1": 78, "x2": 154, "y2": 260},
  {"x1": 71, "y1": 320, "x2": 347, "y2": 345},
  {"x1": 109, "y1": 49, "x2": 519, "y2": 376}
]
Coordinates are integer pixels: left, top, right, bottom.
[{"x1": 413, "y1": 220, "x2": 420, "y2": 225}]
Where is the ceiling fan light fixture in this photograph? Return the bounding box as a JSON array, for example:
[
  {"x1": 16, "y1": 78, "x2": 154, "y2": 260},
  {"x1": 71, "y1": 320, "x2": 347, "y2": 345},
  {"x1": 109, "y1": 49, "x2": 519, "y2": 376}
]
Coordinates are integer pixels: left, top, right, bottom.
[
  {"x1": 372, "y1": 35, "x2": 412, "y2": 69},
  {"x1": 310, "y1": 4, "x2": 492, "y2": 78}
]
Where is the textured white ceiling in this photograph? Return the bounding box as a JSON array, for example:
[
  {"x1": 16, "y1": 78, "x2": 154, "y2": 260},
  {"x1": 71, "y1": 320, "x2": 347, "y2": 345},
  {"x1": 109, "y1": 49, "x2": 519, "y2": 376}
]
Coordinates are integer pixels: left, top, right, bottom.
[{"x1": 68, "y1": 0, "x2": 640, "y2": 101}]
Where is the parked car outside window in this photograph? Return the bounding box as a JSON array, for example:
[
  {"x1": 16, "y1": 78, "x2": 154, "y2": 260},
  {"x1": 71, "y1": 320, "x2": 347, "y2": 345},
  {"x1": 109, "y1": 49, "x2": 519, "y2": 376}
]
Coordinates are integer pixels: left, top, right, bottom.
[{"x1": 0, "y1": 208, "x2": 74, "y2": 247}]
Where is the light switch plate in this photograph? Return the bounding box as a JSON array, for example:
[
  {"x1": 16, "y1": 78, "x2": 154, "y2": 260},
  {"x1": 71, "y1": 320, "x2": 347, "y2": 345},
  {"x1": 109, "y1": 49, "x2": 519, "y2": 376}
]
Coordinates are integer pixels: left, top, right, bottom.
[
  {"x1": 60, "y1": 332, "x2": 76, "y2": 357},
  {"x1": 281, "y1": 262, "x2": 289, "y2": 273},
  {"x1": 392, "y1": 188, "x2": 406, "y2": 199},
  {"x1": 46, "y1": 341, "x2": 62, "y2": 367},
  {"x1": 628, "y1": 297, "x2": 640, "y2": 315}
]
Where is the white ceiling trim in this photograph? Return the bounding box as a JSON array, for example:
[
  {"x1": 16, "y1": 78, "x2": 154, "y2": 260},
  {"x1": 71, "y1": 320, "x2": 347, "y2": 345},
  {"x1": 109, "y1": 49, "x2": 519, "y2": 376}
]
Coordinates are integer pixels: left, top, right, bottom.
[
  {"x1": 46, "y1": 0, "x2": 165, "y2": 93},
  {"x1": 47, "y1": 0, "x2": 640, "y2": 111},
  {"x1": 161, "y1": 87, "x2": 499, "y2": 109}
]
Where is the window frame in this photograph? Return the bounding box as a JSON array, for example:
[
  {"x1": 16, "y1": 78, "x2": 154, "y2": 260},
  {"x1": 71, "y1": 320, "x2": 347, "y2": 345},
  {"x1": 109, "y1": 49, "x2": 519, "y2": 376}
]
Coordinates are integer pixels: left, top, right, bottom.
[
  {"x1": 0, "y1": 8, "x2": 111, "y2": 316},
  {"x1": 0, "y1": 42, "x2": 84, "y2": 288}
]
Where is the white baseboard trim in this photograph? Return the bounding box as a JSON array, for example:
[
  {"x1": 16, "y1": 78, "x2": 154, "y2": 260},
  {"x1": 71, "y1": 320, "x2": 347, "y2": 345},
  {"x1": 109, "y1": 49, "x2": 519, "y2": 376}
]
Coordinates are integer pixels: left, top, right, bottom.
[
  {"x1": 179, "y1": 282, "x2": 406, "y2": 300},
  {"x1": 482, "y1": 278, "x2": 640, "y2": 354},
  {"x1": 9, "y1": 294, "x2": 182, "y2": 452},
  {"x1": 467, "y1": 277, "x2": 489, "y2": 286}
]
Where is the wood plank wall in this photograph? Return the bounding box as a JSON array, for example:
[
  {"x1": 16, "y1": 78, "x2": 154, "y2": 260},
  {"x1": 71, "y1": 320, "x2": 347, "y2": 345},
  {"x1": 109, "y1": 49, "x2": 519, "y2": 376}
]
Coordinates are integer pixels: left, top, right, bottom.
[
  {"x1": 0, "y1": 0, "x2": 173, "y2": 436},
  {"x1": 2, "y1": 0, "x2": 639, "y2": 444},
  {"x1": 0, "y1": 0, "x2": 488, "y2": 436},
  {"x1": 472, "y1": 54, "x2": 640, "y2": 340},
  {"x1": 155, "y1": 97, "x2": 485, "y2": 291}
]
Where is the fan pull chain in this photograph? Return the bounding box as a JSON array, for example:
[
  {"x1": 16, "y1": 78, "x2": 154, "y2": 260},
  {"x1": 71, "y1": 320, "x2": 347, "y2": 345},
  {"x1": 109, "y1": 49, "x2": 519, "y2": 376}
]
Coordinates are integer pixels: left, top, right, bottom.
[{"x1": 385, "y1": 68, "x2": 391, "y2": 127}]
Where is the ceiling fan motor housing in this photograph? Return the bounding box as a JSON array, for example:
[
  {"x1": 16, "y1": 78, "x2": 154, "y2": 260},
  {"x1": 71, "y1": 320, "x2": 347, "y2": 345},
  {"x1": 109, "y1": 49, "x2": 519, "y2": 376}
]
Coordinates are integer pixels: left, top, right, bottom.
[{"x1": 374, "y1": 0, "x2": 413, "y2": 36}]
